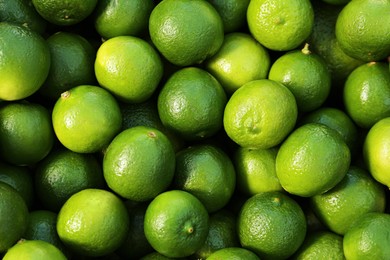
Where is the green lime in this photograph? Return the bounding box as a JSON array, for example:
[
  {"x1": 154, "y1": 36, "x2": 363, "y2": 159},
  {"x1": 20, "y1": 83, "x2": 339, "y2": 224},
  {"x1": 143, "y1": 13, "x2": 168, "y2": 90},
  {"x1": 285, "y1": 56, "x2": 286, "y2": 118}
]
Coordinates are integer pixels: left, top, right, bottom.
[
  {"x1": 149, "y1": 0, "x2": 224, "y2": 66},
  {"x1": 39, "y1": 31, "x2": 97, "y2": 101},
  {"x1": 343, "y1": 62, "x2": 390, "y2": 129},
  {"x1": 56, "y1": 188, "x2": 129, "y2": 257},
  {"x1": 52, "y1": 85, "x2": 122, "y2": 153},
  {"x1": 268, "y1": 43, "x2": 331, "y2": 112},
  {"x1": 31, "y1": 0, "x2": 98, "y2": 26},
  {"x1": 94, "y1": 35, "x2": 163, "y2": 103},
  {"x1": 0, "y1": 161, "x2": 34, "y2": 209},
  {"x1": 103, "y1": 126, "x2": 175, "y2": 201},
  {"x1": 343, "y1": 212, "x2": 390, "y2": 259},
  {"x1": 291, "y1": 231, "x2": 345, "y2": 260},
  {"x1": 237, "y1": 191, "x2": 307, "y2": 259},
  {"x1": 94, "y1": 0, "x2": 154, "y2": 39},
  {"x1": 3, "y1": 239, "x2": 66, "y2": 260},
  {"x1": 157, "y1": 67, "x2": 227, "y2": 141},
  {"x1": 0, "y1": 101, "x2": 54, "y2": 166},
  {"x1": 335, "y1": 0, "x2": 390, "y2": 61},
  {"x1": 234, "y1": 146, "x2": 283, "y2": 196},
  {"x1": 172, "y1": 144, "x2": 236, "y2": 213},
  {"x1": 0, "y1": 22, "x2": 50, "y2": 101},
  {"x1": 223, "y1": 79, "x2": 298, "y2": 149},
  {"x1": 144, "y1": 190, "x2": 209, "y2": 258},
  {"x1": 0, "y1": 182, "x2": 29, "y2": 253},
  {"x1": 310, "y1": 166, "x2": 386, "y2": 235},
  {"x1": 34, "y1": 148, "x2": 105, "y2": 212},
  {"x1": 247, "y1": 0, "x2": 314, "y2": 51},
  {"x1": 205, "y1": 32, "x2": 271, "y2": 94},
  {"x1": 206, "y1": 247, "x2": 260, "y2": 260}
]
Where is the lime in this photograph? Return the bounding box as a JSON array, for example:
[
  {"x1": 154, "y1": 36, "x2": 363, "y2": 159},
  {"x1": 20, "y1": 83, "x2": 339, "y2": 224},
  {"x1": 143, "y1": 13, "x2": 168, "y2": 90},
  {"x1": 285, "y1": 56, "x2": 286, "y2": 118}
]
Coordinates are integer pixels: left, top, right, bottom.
[
  {"x1": 343, "y1": 62, "x2": 390, "y2": 129},
  {"x1": 206, "y1": 247, "x2": 260, "y2": 260},
  {"x1": 363, "y1": 117, "x2": 390, "y2": 187},
  {"x1": 223, "y1": 79, "x2": 298, "y2": 149},
  {"x1": 94, "y1": 0, "x2": 154, "y2": 39},
  {"x1": 237, "y1": 191, "x2": 307, "y2": 259},
  {"x1": 310, "y1": 166, "x2": 386, "y2": 235},
  {"x1": 31, "y1": 0, "x2": 98, "y2": 26},
  {"x1": 39, "y1": 31, "x2": 97, "y2": 101},
  {"x1": 276, "y1": 123, "x2": 351, "y2": 197},
  {"x1": 0, "y1": 182, "x2": 29, "y2": 253},
  {"x1": 291, "y1": 231, "x2": 345, "y2": 260},
  {"x1": 335, "y1": 0, "x2": 390, "y2": 61},
  {"x1": 103, "y1": 126, "x2": 176, "y2": 202},
  {"x1": 52, "y1": 85, "x2": 122, "y2": 153},
  {"x1": 34, "y1": 148, "x2": 105, "y2": 212},
  {"x1": 207, "y1": 0, "x2": 250, "y2": 33},
  {"x1": 205, "y1": 32, "x2": 271, "y2": 94},
  {"x1": 268, "y1": 43, "x2": 332, "y2": 112},
  {"x1": 157, "y1": 67, "x2": 227, "y2": 141},
  {"x1": 343, "y1": 212, "x2": 390, "y2": 259},
  {"x1": 56, "y1": 188, "x2": 129, "y2": 257},
  {"x1": 94, "y1": 35, "x2": 163, "y2": 103},
  {"x1": 247, "y1": 0, "x2": 314, "y2": 51},
  {"x1": 149, "y1": 0, "x2": 224, "y2": 66},
  {"x1": 0, "y1": 101, "x2": 54, "y2": 166},
  {"x1": 3, "y1": 239, "x2": 66, "y2": 260},
  {"x1": 0, "y1": 161, "x2": 34, "y2": 209},
  {"x1": 0, "y1": 22, "x2": 50, "y2": 101},
  {"x1": 144, "y1": 190, "x2": 209, "y2": 258},
  {"x1": 234, "y1": 146, "x2": 283, "y2": 196}
]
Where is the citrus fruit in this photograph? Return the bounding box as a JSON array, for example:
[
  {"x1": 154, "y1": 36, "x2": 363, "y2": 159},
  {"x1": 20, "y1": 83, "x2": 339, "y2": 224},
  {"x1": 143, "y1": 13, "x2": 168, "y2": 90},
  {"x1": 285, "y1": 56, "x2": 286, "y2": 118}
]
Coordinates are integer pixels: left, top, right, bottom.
[
  {"x1": 0, "y1": 161, "x2": 34, "y2": 209},
  {"x1": 237, "y1": 191, "x2": 307, "y2": 259},
  {"x1": 120, "y1": 97, "x2": 185, "y2": 152},
  {"x1": 268, "y1": 43, "x2": 332, "y2": 112},
  {"x1": 140, "y1": 252, "x2": 180, "y2": 260},
  {"x1": 56, "y1": 188, "x2": 129, "y2": 257},
  {"x1": 23, "y1": 210, "x2": 66, "y2": 254},
  {"x1": 39, "y1": 31, "x2": 97, "y2": 101},
  {"x1": 223, "y1": 79, "x2": 298, "y2": 149},
  {"x1": 172, "y1": 144, "x2": 236, "y2": 213},
  {"x1": 205, "y1": 32, "x2": 271, "y2": 94},
  {"x1": 0, "y1": 22, "x2": 50, "y2": 101},
  {"x1": 0, "y1": 101, "x2": 54, "y2": 166},
  {"x1": 115, "y1": 202, "x2": 154, "y2": 259},
  {"x1": 233, "y1": 146, "x2": 283, "y2": 196},
  {"x1": 291, "y1": 231, "x2": 345, "y2": 260},
  {"x1": 276, "y1": 123, "x2": 351, "y2": 197},
  {"x1": 310, "y1": 165, "x2": 386, "y2": 235},
  {"x1": 103, "y1": 126, "x2": 176, "y2": 202},
  {"x1": 144, "y1": 190, "x2": 209, "y2": 258},
  {"x1": 343, "y1": 61, "x2": 390, "y2": 129},
  {"x1": 206, "y1": 247, "x2": 260, "y2": 260},
  {"x1": 307, "y1": 1, "x2": 364, "y2": 83},
  {"x1": 31, "y1": 0, "x2": 98, "y2": 26},
  {"x1": 246, "y1": 0, "x2": 314, "y2": 51},
  {"x1": 149, "y1": 0, "x2": 224, "y2": 66},
  {"x1": 94, "y1": 0, "x2": 155, "y2": 39},
  {"x1": 193, "y1": 209, "x2": 240, "y2": 259},
  {"x1": 335, "y1": 0, "x2": 390, "y2": 61},
  {"x1": 52, "y1": 85, "x2": 122, "y2": 153},
  {"x1": 34, "y1": 148, "x2": 105, "y2": 212},
  {"x1": 2, "y1": 239, "x2": 67, "y2": 260},
  {"x1": 207, "y1": 0, "x2": 250, "y2": 33},
  {"x1": 157, "y1": 67, "x2": 227, "y2": 141},
  {"x1": 0, "y1": 0, "x2": 47, "y2": 34},
  {"x1": 363, "y1": 117, "x2": 390, "y2": 187},
  {"x1": 94, "y1": 35, "x2": 163, "y2": 103},
  {"x1": 0, "y1": 182, "x2": 29, "y2": 253},
  {"x1": 343, "y1": 212, "x2": 390, "y2": 259},
  {"x1": 299, "y1": 107, "x2": 359, "y2": 156}
]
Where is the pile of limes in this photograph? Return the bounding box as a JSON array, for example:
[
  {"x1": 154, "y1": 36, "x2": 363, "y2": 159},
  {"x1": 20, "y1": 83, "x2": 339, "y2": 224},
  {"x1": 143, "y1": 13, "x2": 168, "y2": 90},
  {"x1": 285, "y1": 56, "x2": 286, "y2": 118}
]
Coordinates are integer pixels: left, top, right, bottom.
[{"x1": 0, "y1": 0, "x2": 390, "y2": 259}]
